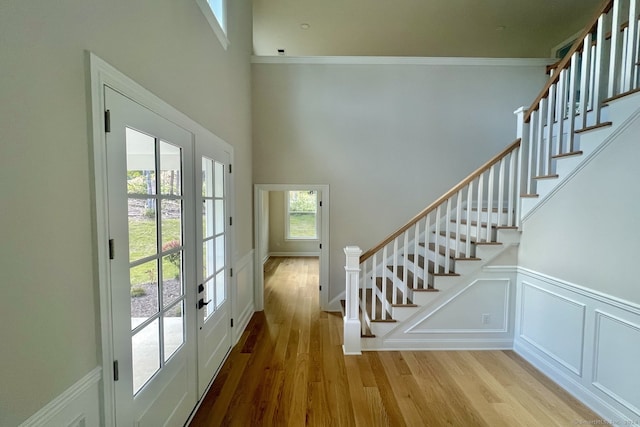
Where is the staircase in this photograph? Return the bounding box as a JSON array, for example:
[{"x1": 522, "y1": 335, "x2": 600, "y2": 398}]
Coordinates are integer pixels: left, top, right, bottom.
[{"x1": 343, "y1": 0, "x2": 640, "y2": 354}]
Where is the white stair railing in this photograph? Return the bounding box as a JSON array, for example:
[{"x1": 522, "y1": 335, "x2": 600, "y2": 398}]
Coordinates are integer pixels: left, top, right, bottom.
[
  {"x1": 519, "y1": 0, "x2": 640, "y2": 197},
  {"x1": 344, "y1": 0, "x2": 640, "y2": 352}
]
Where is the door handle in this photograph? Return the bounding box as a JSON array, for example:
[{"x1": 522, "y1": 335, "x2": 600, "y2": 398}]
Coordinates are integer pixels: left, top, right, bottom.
[{"x1": 198, "y1": 298, "x2": 211, "y2": 310}]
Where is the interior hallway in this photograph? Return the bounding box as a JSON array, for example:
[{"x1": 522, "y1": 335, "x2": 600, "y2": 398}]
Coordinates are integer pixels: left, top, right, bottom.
[{"x1": 189, "y1": 256, "x2": 598, "y2": 426}]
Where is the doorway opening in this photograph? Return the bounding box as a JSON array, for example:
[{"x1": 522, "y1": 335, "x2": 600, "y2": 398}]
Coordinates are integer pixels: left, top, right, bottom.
[{"x1": 254, "y1": 184, "x2": 329, "y2": 311}]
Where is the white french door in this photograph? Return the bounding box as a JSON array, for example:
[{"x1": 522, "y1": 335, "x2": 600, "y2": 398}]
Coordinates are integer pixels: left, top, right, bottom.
[
  {"x1": 196, "y1": 144, "x2": 232, "y2": 397},
  {"x1": 105, "y1": 87, "x2": 197, "y2": 426}
]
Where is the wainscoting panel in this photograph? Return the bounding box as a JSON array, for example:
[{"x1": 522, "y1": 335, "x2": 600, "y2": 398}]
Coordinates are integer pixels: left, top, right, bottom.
[
  {"x1": 19, "y1": 367, "x2": 101, "y2": 427},
  {"x1": 592, "y1": 311, "x2": 640, "y2": 417},
  {"x1": 233, "y1": 250, "x2": 255, "y2": 344},
  {"x1": 409, "y1": 279, "x2": 510, "y2": 333},
  {"x1": 519, "y1": 282, "x2": 585, "y2": 376},
  {"x1": 515, "y1": 268, "x2": 640, "y2": 423}
]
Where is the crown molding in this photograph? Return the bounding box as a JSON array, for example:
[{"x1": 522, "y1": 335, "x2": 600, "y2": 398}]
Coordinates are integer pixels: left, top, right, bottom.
[{"x1": 251, "y1": 55, "x2": 555, "y2": 67}]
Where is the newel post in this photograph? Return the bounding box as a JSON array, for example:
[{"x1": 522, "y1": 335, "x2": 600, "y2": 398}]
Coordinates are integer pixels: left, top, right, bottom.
[
  {"x1": 343, "y1": 246, "x2": 362, "y2": 355},
  {"x1": 514, "y1": 106, "x2": 528, "y2": 228}
]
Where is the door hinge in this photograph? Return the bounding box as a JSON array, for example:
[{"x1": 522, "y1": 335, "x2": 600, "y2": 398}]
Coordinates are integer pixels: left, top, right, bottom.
[
  {"x1": 319, "y1": 201, "x2": 323, "y2": 207},
  {"x1": 319, "y1": 285, "x2": 322, "y2": 291},
  {"x1": 105, "y1": 110, "x2": 111, "y2": 133},
  {"x1": 319, "y1": 243, "x2": 322, "y2": 249},
  {"x1": 230, "y1": 318, "x2": 234, "y2": 327},
  {"x1": 230, "y1": 268, "x2": 233, "y2": 277},
  {"x1": 113, "y1": 360, "x2": 119, "y2": 381},
  {"x1": 228, "y1": 164, "x2": 232, "y2": 174},
  {"x1": 109, "y1": 239, "x2": 115, "y2": 260},
  {"x1": 229, "y1": 217, "x2": 233, "y2": 226}
]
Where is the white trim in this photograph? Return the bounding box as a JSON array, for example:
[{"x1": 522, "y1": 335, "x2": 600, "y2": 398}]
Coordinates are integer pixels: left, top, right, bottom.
[
  {"x1": 195, "y1": 0, "x2": 229, "y2": 50},
  {"x1": 517, "y1": 267, "x2": 640, "y2": 315},
  {"x1": 269, "y1": 251, "x2": 321, "y2": 257},
  {"x1": 251, "y1": 56, "x2": 555, "y2": 67},
  {"x1": 19, "y1": 367, "x2": 102, "y2": 427},
  {"x1": 88, "y1": 51, "x2": 234, "y2": 427},
  {"x1": 364, "y1": 338, "x2": 513, "y2": 351}
]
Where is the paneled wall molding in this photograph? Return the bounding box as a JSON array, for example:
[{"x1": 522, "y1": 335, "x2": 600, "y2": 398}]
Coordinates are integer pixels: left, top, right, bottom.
[
  {"x1": 19, "y1": 367, "x2": 101, "y2": 427},
  {"x1": 233, "y1": 249, "x2": 255, "y2": 345},
  {"x1": 515, "y1": 269, "x2": 640, "y2": 422},
  {"x1": 517, "y1": 267, "x2": 640, "y2": 315}
]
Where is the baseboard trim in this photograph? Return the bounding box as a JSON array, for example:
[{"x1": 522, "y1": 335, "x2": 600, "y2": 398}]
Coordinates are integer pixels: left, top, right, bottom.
[
  {"x1": 363, "y1": 338, "x2": 513, "y2": 351},
  {"x1": 19, "y1": 367, "x2": 102, "y2": 427},
  {"x1": 514, "y1": 342, "x2": 630, "y2": 423}
]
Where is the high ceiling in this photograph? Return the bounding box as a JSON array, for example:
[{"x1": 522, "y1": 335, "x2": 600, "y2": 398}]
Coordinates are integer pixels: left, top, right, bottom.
[{"x1": 252, "y1": 0, "x2": 603, "y2": 58}]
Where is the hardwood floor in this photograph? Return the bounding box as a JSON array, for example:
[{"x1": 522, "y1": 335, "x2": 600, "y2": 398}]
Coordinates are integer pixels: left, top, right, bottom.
[{"x1": 189, "y1": 256, "x2": 599, "y2": 426}]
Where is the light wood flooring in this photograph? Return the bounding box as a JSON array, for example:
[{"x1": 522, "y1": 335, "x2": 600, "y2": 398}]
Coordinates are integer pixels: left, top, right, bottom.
[{"x1": 189, "y1": 256, "x2": 599, "y2": 426}]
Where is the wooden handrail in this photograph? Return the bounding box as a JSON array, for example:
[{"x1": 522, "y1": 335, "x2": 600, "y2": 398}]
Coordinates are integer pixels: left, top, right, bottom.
[
  {"x1": 524, "y1": 0, "x2": 613, "y2": 123},
  {"x1": 359, "y1": 138, "x2": 521, "y2": 263}
]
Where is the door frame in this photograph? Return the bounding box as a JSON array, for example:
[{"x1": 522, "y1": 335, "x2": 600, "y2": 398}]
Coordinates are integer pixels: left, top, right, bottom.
[
  {"x1": 253, "y1": 184, "x2": 330, "y2": 311},
  {"x1": 89, "y1": 52, "x2": 235, "y2": 426}
]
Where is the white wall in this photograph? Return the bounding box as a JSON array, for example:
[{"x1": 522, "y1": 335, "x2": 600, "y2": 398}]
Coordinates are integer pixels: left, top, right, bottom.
[
  {"x1": 252, "y1": 58, "x2": 549, "y2": 302},
  {"x1": 268, "y1": 191, "x2": 320, "y2": 255},
  {"x1": 0, "y1": 1, "x2": 252, "y2": 425}
]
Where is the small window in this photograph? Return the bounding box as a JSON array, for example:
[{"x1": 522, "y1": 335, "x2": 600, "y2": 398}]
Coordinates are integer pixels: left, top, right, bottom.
[
  {"x1": 285, "y1": 191, "x2": 318, "y2": 240},
  {"x1": 196, "y1": 0, "x2": 229, "y2": 50}
]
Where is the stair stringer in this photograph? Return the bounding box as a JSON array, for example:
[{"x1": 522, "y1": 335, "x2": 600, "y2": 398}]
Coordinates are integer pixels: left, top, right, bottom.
[
  {"x1": 364, "y1": 243, "x2": 519, "y2": 349},
  {"x1": 522, "y1": 91, "x2": 640, "y2": 221}
]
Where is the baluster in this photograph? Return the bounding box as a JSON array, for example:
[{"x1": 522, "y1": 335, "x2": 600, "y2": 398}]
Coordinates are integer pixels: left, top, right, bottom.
[
  {"x1": 390, "y1": 240, "x2": 397, "y2": 310},
  {"x1": 527, "y1": 110, "x2": 537, "y2": 194},
  {"x1": 476, "y1": 174, "x2": 484, "y2": 246},
  {"x1": 608, "y1": 0, "x2": 623, "y2": 97},
  {"x1": 465, "y1": 182, "x2": 473, "y2": 257},
  {"x1": 593, "y1": 13, "x2": 606, "y2": 123},
  {"x1": 579, "y1": 33, "x2": 593, "y2": 129},
  {"x1": 444, "y1": 198, "x2": 452, "y2": 273},
  {"x1": 371, "y1": 253, "x2": 377, "y2": 321},
  {"x1": 359, "y1": 257, "x2": 366, "y2": 337},
  {"x1": 486, "y1": 166, "x2": 495, "y2": 241},
  {"x1": 508, "y1": 150, "x2": 517, "y2": 227},
  {"x1": 567, "y1": 52, "x2": 578, "y2": 152},
  {"x1": 556, "y1": 69, "x2": 566, "y2": 155},
  {"x1": 402, "y1": 231, "x2": 409, "y2": 304},
  {"x1": 537, "y1": 98, "x2": 546, "y2": 178},
  {"x1": 413, "y1": 219, "x2": 420, "y2": 292},
  {"x1": 455, "y1": 190, "x2": 463, "y2": 258},
  {"x1": 624, "y1": 0, "x2": 639, "y2": 92},
  {"x1": 423, "y1": 213, "x2": 431, "y2": 288},
  {"x1": 545, "y1": 84, "x2": 556, "y2": 175},
  {"x1": 434, "y1": 205, "x2": 442, "y2": 275},
  {"x1": 497, "y1": 158, "x2": 505, "y2": 227}
]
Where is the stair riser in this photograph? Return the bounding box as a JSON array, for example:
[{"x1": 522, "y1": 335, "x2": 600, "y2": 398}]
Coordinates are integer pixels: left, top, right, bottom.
[
  {"x1": 415, "y1": 246, "x2": 450, "y2": 268},
  {"x1": 462, "y1": 210, "x2": 510, "y2": 225}
]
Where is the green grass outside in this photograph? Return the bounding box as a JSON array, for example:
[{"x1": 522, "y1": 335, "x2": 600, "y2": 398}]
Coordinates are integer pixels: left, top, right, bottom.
[
  {"x1": 289, "y1": 213, "x2": 317, "y2": 239},
  {"x1": 129, "y1": 218, "x2": 181, "y2": 285}
]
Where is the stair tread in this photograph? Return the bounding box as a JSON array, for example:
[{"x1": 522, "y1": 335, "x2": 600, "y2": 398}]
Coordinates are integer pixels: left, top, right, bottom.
[
  {"x1": 603, "y1": 87, "x2": 640, "y2": 104},
  {"x1": 552, "y1": 151, "x2": 583, "y2": 159},
  {"x1": 376, "y1": 274, "x2": 414, "y2": 305},
  {"x1": 521, "y1": 193, "x2": 539, "y2": 198},
  {"x1": 468, "y1": 207, "x2": 510, "y2": 213},
  {"x1": 416, "y1": 242, "x2": 465, "y2": 259},
  {"x1": 437, "y1": 231, "x2": 497, "y2": 245},
  {"x1": 359, "y1": 289, "x2": 394, "y2": 323},
  {"x1": 533, "y1": 174, "x2": 559, "y2": 180},
  {"x1": 575, "y1": 121, "x2": 612, "y2": 134},
  {"x1": 340, "y1": 299, "x2": 376, "y2": 337},
  {"x1": 405, "y1": 254, "x2": 459, "y2": 278}
]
